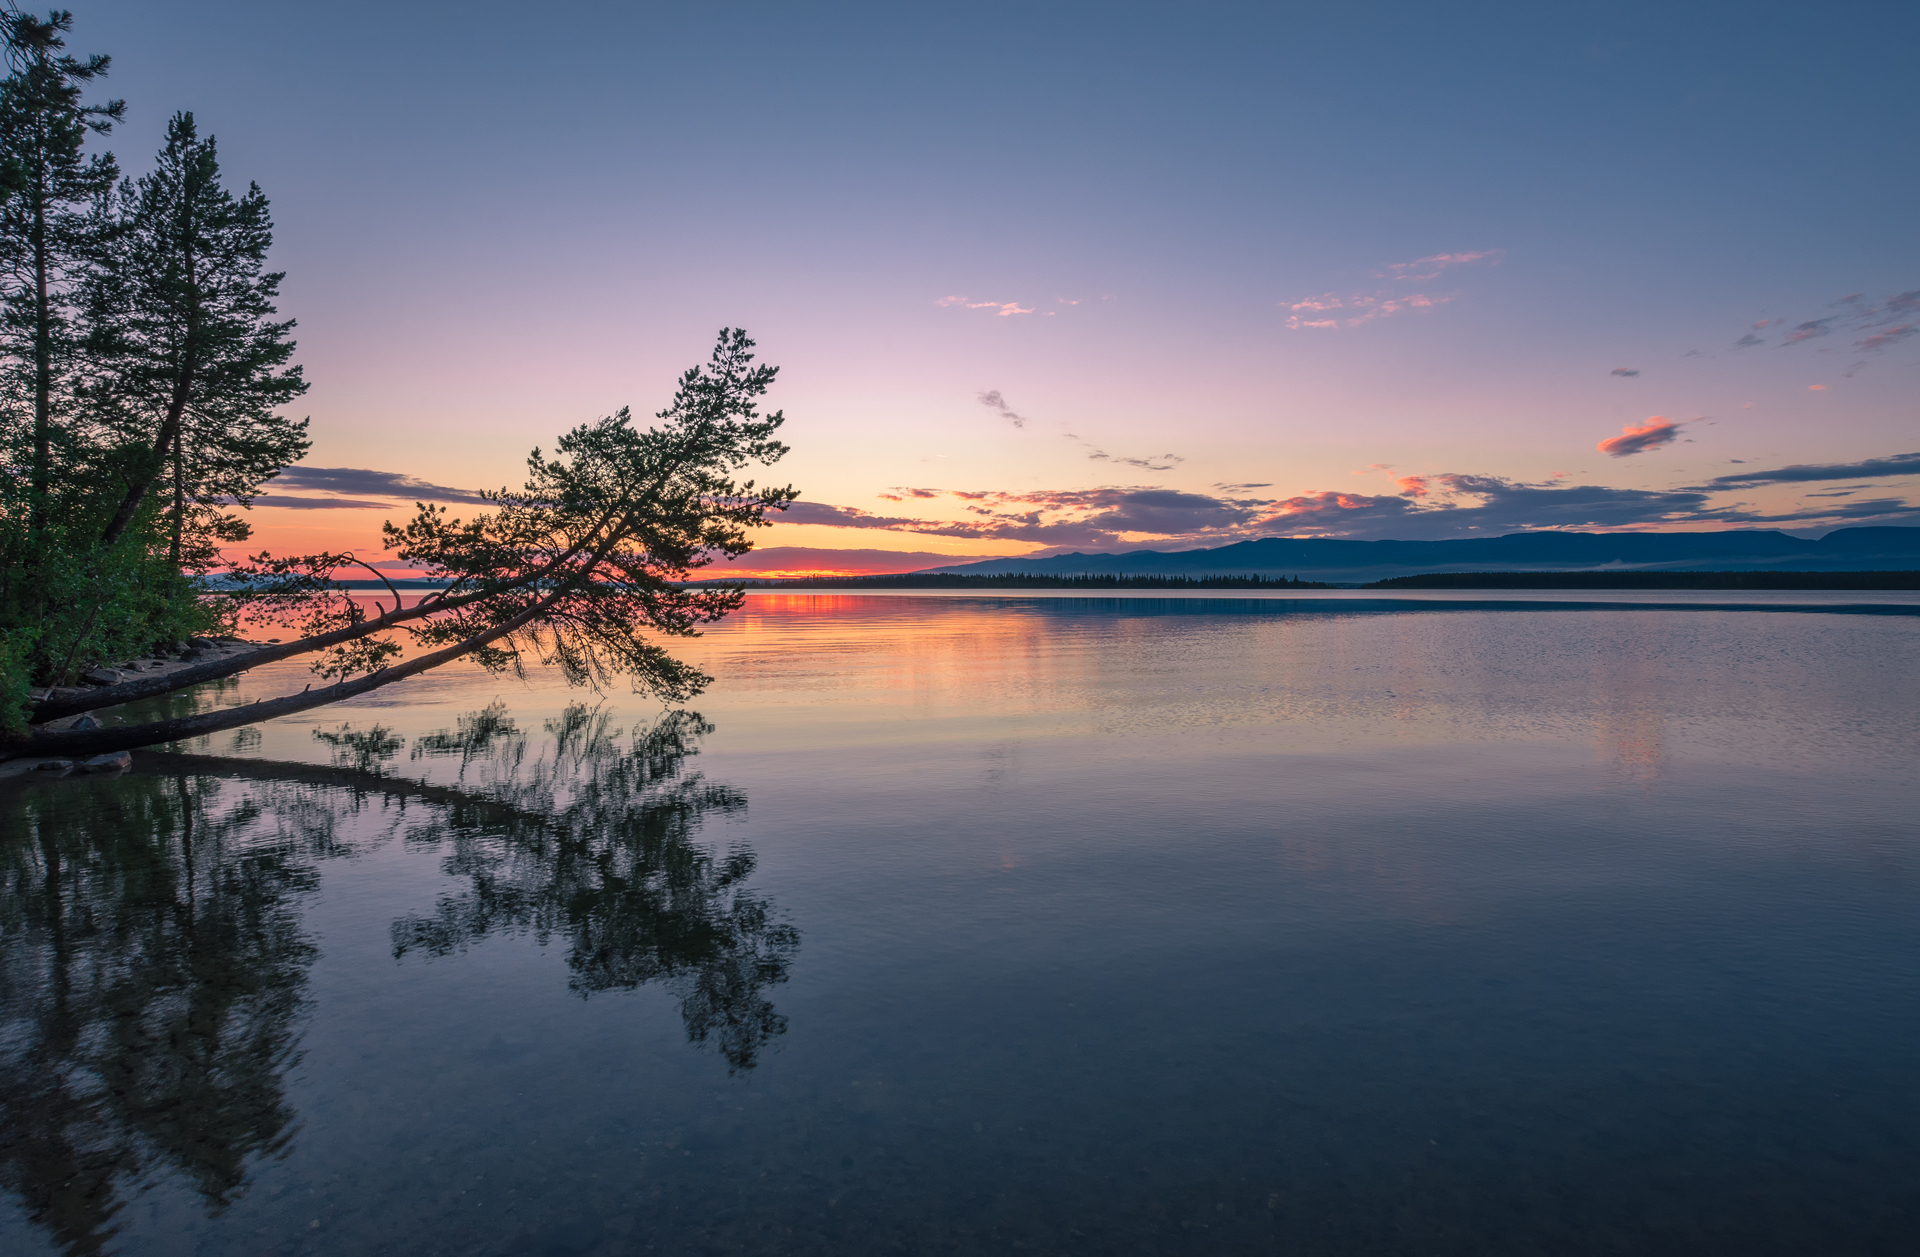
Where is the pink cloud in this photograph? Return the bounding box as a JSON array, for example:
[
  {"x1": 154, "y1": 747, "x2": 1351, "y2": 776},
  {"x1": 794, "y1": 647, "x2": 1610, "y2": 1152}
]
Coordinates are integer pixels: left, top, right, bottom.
[
  {"x1": 1783, "y1": 318, "x2": 1834, "y2": 343},
  {"x1": 936, "y1": 295, "x2": 1033, "y2": 316},
  {"x1": 1375, "y1": 249, "x2": 1504, "y2": 281},
  {"x1": 1396, "y1": 476, "x2": 1431, "y2": 498},
  {"x1": 1597, "y1": 416, "x2": 1683, "y2": 458},
  {"x1": 1236, "y1": 491, "x2": 1422, "y2": 536},
  {"x1": 1857, "y1": 323, "x2": 1917, "y2": 351},
  {"x1": 1283, "y1": 289, "x2": 1453, "y2": 330},
  {"x1": 1344, "y1": 294, "x2": 1448, "y2": 326}
]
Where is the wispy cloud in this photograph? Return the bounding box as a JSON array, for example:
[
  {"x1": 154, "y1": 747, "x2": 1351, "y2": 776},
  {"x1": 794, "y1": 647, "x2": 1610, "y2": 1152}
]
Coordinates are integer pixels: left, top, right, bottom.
[
  {"x1": 1088, "y1": 449, "x2": 1183, "y2": 470},
  {"x1": 1731, "y1": 289, "x2": 1920, "y2": 356},
  {"x1": 1374, "y1": 250, "x2": 1505, "y2": 281},
  {"x1": 1597, "y1": 417, "x2": 1684, "y2": 458},
  {"x1": 977, "y1": 389, "x2": 1027, "y2": 428},
  {"x1": 937, "y1": 295, "x2": 1033, "y2": 317},
  {"x1": 1611, "y1": 367, "x2": 1640, "y2": 377},
  {"x1": 1284, "y1": 292, "x2": 1452, "y2": 330},
  {"x1": 1784, "y1": 318, "x2": 1834, "y2": 343},
  {"x1": 966, "y1": 387, "x2": 1186, "y2": 471},
  {"x1": 1284, "y1": 250, "x2": 1499, "y2": 330}
]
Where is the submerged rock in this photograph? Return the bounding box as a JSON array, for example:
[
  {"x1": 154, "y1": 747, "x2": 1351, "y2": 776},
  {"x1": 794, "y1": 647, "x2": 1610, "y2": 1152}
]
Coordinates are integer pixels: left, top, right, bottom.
[{"x1": 78, "y1": 752, "x2": 132, "y2": 774}]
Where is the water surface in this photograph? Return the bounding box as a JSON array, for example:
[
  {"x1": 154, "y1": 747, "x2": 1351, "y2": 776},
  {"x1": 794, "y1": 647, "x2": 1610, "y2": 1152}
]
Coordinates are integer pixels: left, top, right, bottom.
[{"x1": 5, "y1": 592, "x2": 1918, "y2": 1255}]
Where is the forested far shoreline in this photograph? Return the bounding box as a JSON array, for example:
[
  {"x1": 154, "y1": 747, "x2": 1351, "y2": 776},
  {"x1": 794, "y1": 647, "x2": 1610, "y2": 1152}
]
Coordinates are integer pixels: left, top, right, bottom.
[
  {"x1": 700, "y1": 573, "x2": 1334, "y2": 590},
  {"x1": 1366, "y1": 571, "x2": 1920, "y2": 591},
  {"x1": 673, "y1": 571, "x2": 1920, "y2": 591}
]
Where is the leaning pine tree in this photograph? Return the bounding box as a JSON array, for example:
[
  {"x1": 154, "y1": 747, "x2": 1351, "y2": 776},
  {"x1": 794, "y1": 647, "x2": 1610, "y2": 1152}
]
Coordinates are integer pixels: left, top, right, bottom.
[{"x1": 13, "y1": 328, "x2": 798, "y2": 758}]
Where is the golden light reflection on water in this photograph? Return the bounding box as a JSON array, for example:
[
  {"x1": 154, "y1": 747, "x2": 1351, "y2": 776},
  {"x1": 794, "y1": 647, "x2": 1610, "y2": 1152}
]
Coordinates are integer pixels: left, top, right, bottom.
[{"x1": 180, "y1": 591, "x2": 1918, "y2": 793}]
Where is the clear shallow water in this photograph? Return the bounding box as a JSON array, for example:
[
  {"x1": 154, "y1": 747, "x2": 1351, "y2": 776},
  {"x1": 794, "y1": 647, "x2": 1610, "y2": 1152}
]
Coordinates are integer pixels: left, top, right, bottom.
[{"x1": 4, "y1": 592, "x2": 1919, "y2": 1256}]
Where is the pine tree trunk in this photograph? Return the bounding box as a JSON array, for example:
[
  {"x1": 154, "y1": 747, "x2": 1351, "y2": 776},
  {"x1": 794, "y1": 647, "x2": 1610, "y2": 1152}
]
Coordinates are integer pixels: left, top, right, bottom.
[
  {"x1": 27, "y1": 157, "x2": 51, "y2": 542},
  {"x1": 168, "y1": 425, "x2": 184, "y2": 566},
  {"x1": 101, "y1": 276, "x2": 198, "y2": 548}
]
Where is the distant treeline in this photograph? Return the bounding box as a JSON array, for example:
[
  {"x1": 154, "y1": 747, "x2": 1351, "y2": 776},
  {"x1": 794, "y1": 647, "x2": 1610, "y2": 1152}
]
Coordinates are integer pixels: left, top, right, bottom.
[
  {"x1": 724, "y1": 573, "x2": 1333, "y2": 590},
  {"x1": 1367, "y1": 570, "x2": 1920, "y2": 590}
]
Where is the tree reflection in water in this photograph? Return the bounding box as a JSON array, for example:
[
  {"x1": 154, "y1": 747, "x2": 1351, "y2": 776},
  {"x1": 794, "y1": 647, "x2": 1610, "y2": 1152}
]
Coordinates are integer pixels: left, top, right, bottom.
[
  {"x1": 0, "y1": 706, "x2": 793, "y2": 1256},
  {"x1": 0, "y1": 774, "x2": 333, "y2": 1255},
  {"x1": 391, "y1": 704, "x2": 800, "y2": 1071}
]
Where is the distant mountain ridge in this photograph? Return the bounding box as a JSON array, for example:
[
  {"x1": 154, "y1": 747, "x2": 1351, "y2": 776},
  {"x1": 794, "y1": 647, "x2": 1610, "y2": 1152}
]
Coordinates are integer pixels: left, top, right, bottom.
[{"x1": 915, "y1": 527, "x2": 1920, "y2": 584}]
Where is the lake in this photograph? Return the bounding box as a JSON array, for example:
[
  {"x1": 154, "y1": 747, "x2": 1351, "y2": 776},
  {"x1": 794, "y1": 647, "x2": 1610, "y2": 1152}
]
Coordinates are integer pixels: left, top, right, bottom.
[{"x1": 5, "y1": 590, "x2": 1919, "y2": 1256}]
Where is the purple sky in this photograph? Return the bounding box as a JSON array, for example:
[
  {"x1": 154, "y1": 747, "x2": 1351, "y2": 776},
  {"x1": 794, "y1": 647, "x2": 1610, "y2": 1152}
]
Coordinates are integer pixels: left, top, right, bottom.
[{"x1": 76, "y1": 1, "x2": 1920, "y2": 566}]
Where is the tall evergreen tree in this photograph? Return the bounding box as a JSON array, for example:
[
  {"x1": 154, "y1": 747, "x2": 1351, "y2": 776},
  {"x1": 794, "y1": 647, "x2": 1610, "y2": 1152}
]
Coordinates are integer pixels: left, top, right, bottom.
[
  {"x1": 0, "y1": 8, "x2": 121, "y2": 542},
  {"x1": 89, "y1": 111, "x2": 308, "y2": 565}
]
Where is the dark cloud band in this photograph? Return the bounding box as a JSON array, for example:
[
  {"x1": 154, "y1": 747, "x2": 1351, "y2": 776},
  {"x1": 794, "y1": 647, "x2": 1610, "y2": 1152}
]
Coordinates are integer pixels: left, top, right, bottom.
[
  {"x1": 780, "y1": 455, "x2": 1920, "y2": 549},
  {"x1": 269, "y1": 466, "x2": 490, "y2": 504},
  {"x1": 1701, "y1": 452, "x2": 1920, "y2": 489}
]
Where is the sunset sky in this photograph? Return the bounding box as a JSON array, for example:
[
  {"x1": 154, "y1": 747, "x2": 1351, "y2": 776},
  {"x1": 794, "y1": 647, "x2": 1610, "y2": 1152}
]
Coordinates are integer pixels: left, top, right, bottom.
[{"x1": 83, "y1": 1, "x2": 1918, "y2": 574}]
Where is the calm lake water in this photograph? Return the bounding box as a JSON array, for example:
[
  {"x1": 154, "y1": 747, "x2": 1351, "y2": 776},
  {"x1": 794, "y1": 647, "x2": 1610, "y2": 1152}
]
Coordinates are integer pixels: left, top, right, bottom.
[{"x1": 5, "y1": 591, "x2": 1919, "y2": 1256}]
